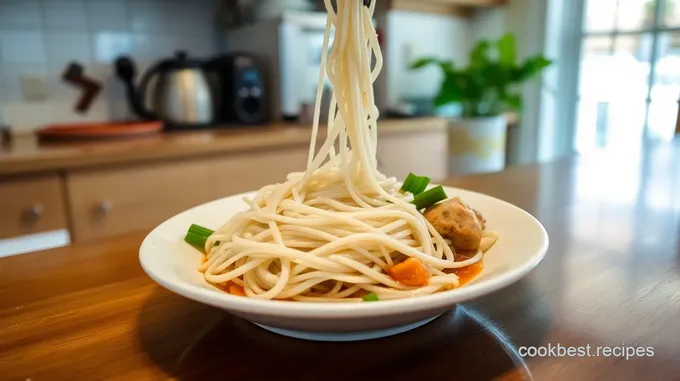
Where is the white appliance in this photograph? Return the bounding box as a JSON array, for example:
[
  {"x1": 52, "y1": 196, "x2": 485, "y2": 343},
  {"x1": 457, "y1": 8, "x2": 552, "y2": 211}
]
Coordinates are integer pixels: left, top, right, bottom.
[
  {"x1": 0, "y1": 230, "x2": 70, "y2": 258},
  {"x1": 226, "y1": 11, "x2": 383, "y2": 122}
]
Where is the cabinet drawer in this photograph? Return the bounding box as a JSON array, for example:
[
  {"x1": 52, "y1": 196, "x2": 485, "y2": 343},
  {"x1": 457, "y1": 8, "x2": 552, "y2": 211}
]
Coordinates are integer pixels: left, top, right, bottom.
[
  {"x1": 66, "y1": 148, "x2": 309, "y2": 242},
  {"x1": 0, "y1": 175, "x2": 68, "y2": 239}
]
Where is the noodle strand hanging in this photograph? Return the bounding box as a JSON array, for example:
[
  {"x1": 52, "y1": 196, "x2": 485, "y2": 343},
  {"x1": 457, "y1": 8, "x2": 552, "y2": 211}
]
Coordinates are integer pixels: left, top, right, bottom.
[{"x1": 198, "y1": 0, "x2": 491, "y2": 302}]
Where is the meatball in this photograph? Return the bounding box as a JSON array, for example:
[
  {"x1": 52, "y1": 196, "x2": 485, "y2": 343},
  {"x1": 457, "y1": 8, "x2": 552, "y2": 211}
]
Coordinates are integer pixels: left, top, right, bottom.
[
  {"x1": 472, "y1": 208, "x2": 486, "y2": 228},
  {"x1": 423, "y1": 197, "x2": 483, "y2": 251}
]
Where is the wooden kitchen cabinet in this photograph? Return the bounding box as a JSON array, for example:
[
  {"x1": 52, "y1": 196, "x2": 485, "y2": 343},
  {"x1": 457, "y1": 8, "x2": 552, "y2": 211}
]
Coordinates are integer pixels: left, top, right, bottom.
[
  {"x1": 0, "y1": 175, "x2": 68, "y2": 239},
  {"x1": 377, "y1": 129, "x2": 447, "y2": 181},
  {"x1": 66, "y1": 148, "x2": 309, "y2": 242}
]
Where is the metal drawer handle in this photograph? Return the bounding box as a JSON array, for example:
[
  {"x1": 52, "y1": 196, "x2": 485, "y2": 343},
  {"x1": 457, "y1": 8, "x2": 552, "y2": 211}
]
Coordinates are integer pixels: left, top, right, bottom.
[
  {"x1": 94, "y1": 201, "x2": 112, "y2": 219},
  {"x1": 23, "y1": 204, "x2": 44, "y2": 223}
]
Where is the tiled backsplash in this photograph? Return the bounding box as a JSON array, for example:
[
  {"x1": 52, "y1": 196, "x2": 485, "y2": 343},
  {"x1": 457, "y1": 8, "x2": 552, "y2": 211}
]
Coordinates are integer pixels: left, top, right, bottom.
[{"x1": 0, "y1": 0, "x2": 221, "y2": 132}]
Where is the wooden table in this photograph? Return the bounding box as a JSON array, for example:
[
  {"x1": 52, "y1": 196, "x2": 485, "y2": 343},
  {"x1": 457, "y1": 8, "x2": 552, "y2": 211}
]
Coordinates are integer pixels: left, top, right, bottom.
[{"x1": 1, "y1": 141, "x2": 679, "y2": 381}]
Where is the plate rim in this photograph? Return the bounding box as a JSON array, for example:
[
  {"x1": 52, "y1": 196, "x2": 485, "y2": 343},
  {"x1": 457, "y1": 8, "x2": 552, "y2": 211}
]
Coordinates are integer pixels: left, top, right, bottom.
[{"x1": 139, "y1": 186, "x2": 549, "y2": 318}]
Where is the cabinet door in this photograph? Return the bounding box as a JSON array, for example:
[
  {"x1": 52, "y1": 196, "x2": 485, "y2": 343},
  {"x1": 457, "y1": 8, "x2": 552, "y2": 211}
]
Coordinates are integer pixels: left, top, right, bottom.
[
  {"x1": 0, "y1": 175, "x2": 67, "y2": 239},
  {"x1": 66, "y1": 148, "x2": 308, "y2": 242},
  {"x1": 377, "y1": 131, "x2": 447, "y2": 181}
]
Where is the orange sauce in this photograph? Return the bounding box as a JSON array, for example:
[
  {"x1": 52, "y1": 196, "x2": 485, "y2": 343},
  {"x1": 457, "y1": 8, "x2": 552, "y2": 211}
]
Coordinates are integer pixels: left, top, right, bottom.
[
  {"x1": 215, "y1": 282, "x2": 231, "y2": 293},
  {"x1": 213, "y1": 281, "x2": 247, "y2": 296},
  {"x1": 451, "y1": 260, "x2": 483, "y2": 286},
  {"x1": 229, "y1": 284, "x2": 246, "y2": 296},
  {"x1": 448, "y1": 252, "x2": 484, "y2": 286}
]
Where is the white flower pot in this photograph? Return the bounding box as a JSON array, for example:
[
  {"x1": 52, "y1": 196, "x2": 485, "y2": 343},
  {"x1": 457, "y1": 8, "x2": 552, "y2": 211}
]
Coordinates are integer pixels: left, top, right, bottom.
[{"x1": 447, "y1": 116, "x2": 507, "y2": 175}]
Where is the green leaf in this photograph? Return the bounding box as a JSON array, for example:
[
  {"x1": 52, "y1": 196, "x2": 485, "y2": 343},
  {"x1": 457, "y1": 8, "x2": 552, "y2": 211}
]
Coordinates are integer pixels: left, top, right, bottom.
[
  {"x1": 436, "y1": 60, "x2": 455, "y2": 75},
  {"x1": 517, "y1": 56, "x2": 552, "y2": 81},
  {"x1": 497, "y1": 33, "x2": 516, "y2": 66},
  {"x1": 410, "y1": 57, "x2": 455, "y2": 75},
  {"x1": 470, "y1": 40, "x2": 490, "y2": 68},
  {"x1": 410, "y1": 57, "x2": 437, "y2": 70},
  {"x1": 434, "y1": 73, "x2": 461, "y2": 106},
  {"x1": 410, "y1": 33, "x2": 551, "y2": 115},
  {"x1": 504, "y1": 93, "x2": 522, "y2": 111}
]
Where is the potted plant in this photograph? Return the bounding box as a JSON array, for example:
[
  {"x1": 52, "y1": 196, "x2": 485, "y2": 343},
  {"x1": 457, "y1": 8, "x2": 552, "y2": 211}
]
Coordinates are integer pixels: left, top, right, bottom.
[{"x1": 411, "y1": 33, "x2": 552, "y2": 174}]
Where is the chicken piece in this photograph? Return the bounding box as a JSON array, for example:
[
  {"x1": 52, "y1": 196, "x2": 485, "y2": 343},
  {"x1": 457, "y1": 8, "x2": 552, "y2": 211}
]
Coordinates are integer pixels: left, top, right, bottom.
[
  {"x1": 423, "y1": 197, "x2": 483, "y2": 251},
  {"x1": 472, "y1": 208, "x2": 486, "y2": 228}
]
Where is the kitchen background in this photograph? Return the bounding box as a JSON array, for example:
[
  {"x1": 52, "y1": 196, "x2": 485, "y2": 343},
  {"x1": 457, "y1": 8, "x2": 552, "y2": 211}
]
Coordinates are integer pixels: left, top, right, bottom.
[
  {"x1": 1, "y1": 0, "x2": 677, "y2": 257},
  {"x1": 0, "y1": 0, "x2": 222, "y2": 130},
  {"x1": 0, "y1": 0, "x2": 529, "y2": 137}
]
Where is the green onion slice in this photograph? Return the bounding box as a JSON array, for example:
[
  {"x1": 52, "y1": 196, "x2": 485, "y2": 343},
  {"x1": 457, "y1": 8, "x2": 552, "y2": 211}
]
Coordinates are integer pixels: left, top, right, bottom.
[
  {"x1": 188, "y1": 224, "x2": 214, "y2": 237},
  {"x1": 184, "y1": 232, "x2": 208, "y2": 249},
  {"x1": 412, "y1": 185, "x2": 447, "y2": 210},
  {"x1": 400, "y1": 173, "x2": 431, "y2": 195},
  {"x1": 363, "y1": 292, "x2": 379, "y2": 302}
]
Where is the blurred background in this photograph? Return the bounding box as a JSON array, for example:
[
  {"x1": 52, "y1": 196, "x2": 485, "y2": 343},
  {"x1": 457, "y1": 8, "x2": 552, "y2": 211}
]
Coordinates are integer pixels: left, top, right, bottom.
[{"x1": 0, "y1": 0, "x2": 678, "y2": 256}]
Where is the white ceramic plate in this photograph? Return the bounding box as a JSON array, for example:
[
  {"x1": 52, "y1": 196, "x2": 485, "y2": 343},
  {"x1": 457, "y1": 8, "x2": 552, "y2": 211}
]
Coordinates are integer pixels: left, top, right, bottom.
[{"x1": 140, "y1": 186, "x2": 548, "y2": 341}]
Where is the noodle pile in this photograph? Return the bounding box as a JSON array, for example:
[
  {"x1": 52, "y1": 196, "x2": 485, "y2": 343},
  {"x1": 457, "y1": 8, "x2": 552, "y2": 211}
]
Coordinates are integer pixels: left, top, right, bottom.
[{"x1": 201, "y1": 0, "x2": 483, "y2": 301}]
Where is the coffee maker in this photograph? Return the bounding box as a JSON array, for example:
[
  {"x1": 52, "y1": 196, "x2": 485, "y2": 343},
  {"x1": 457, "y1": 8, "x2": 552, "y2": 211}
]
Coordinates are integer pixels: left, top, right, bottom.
[{"x1": 205, "y1": 53, "x2": 268, "y2": 125}]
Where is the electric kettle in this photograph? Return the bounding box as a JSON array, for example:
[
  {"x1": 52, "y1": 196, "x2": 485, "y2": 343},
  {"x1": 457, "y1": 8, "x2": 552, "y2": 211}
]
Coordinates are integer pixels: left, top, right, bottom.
[{"x1": 114, "y1": 51, "x2": 214, "y2": 126}]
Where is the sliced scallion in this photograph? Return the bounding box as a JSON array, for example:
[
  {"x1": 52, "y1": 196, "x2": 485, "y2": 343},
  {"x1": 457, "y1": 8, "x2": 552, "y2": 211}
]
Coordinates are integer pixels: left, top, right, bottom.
[
  {"x1": 184, "y1": 232, "x2": 208, "y2": 248},
  {"x1": 363, "y1": 292, "x2": 379, "y2": 302},
  {"x1": 411, "y1": 176, "x2": 430, "y2": 195},
  {"x1": 188, "y1": 224, "x2": 214, "y2": 237},
  {"x1": 412, "y1": 185, "x2": 447, "y2": 210},
  {"x1": 400, "y1": 173, "x2": 431, "y2": 195}
]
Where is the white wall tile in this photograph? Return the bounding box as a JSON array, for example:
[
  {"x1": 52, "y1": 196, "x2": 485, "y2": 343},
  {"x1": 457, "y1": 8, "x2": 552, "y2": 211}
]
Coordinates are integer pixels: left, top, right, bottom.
[
  {"x1": 0, "y1": 63, "x2": 48, "y2": 102},
  {"x1": 106, "y1": 100, "x2": 133, "y2": 120},
  {"x1": 92, "y1": 32, "x2": 131, "y2": 62},
  {"x1": 0, "y1": 75, "x2": 7, "y2": 103},
  {"x1": 128, "y1": 0, "x2": 165, "y2": 34},
  {"x1": 42, "y1": 0, "x2": 88, "y2": 31},
  {"x1": 0, "y1": 30, "x2": 47, "y2": 64},
  {"x1": 127, "y1": 0, "x2": 216, "y2": 37},
  {"x1": 47, "y1": 76, "x2": 83, "y2": 101},
  {"x1": 164, "y1": 2, "x2": 215, "y2": 37},
  {"x1": 50, "y1": 100, "x2": 108, "y2": 124},
  {"x1": 132, "y1": 34, "x2": 175, "y2": 61},
  {"x1": 45, "y1": 31, "x2": 92, "y2": 72},
  {"x1": 0, "y1": 0, "x2": 41, "y2": 28},
  {"x1": 174, "y1": 36, "x2": 216, "y2": 59},
  {"x1": 3, "y1": 101, "x2": 55, "y2": 132},
  {"x1": 86, "y1": 0, "x2": 129, "y2": 32}
]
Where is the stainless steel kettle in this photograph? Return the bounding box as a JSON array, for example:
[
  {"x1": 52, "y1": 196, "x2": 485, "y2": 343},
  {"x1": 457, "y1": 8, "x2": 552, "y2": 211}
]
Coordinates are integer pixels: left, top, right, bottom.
[{"x1": 114, "y1": 51, "x2": 214, "y2": 126}]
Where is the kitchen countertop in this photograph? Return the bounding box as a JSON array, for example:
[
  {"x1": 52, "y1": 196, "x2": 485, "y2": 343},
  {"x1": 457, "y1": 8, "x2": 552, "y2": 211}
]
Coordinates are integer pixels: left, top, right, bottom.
[
  {"x1": 0, "y1": 117, "x2": 445, "y2": 177},
  {"x1": 1, "y1": 141, "x2": 679, "y2": 380}
]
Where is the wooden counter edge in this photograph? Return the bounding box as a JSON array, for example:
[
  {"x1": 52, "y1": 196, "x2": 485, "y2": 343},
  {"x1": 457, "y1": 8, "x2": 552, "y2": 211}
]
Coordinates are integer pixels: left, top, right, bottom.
[{"x1": 0, "y1": 118, "x2": 447, "y2": 177}]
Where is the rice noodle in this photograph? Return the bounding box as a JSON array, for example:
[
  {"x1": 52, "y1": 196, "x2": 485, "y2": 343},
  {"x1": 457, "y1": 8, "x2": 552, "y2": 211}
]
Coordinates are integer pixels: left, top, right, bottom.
[{"x1": 200, "y1": 0, "x2": 485, "y2": 301}]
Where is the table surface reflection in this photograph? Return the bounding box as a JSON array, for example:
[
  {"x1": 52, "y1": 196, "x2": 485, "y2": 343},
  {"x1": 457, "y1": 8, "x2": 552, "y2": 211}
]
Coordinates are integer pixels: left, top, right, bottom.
[{"x1": 1, "y1": 141, "x2": 679, "y2": 381}]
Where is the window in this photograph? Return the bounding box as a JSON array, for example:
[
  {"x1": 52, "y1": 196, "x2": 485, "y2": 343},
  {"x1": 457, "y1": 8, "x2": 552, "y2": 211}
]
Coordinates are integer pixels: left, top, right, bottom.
[{"x1": 576, "y1": 0, "x2": 679, "y2": 153}]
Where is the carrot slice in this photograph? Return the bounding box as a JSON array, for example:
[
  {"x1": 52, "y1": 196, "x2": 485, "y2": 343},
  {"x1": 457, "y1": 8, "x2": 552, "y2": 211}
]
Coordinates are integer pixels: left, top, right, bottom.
[
  {"x1": 229, "y1": 284, "x2": 246, "y2": 296},
  {"x1": 388, "y1": 257, "x2": 430, "y2": 287}
]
